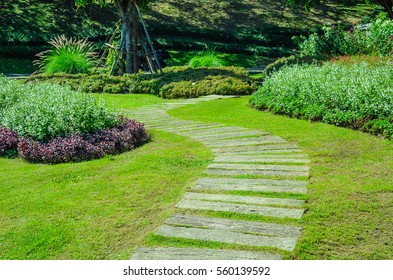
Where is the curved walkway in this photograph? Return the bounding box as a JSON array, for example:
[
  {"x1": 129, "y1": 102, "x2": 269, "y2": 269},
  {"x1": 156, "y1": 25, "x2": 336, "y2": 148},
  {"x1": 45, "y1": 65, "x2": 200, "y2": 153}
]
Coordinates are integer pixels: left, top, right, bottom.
[{"x1": 130, "y1": 95, "x2": 309, "y2": 260}]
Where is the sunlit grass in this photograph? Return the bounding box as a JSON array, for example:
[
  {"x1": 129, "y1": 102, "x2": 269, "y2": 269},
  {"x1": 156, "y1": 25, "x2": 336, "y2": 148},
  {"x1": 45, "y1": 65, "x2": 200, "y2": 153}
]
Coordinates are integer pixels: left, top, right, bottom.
[{"x1": 169, "y1": 97, "x2": 393, "y2": 259}]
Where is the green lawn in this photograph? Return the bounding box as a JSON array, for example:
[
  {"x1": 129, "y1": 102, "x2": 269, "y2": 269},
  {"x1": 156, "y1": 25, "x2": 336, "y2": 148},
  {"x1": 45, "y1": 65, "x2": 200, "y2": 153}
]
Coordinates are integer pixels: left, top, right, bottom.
[
  {"x1": 0, "y1": 95, "x2": 213, "y2": 260},
  {"x1": 1, "y1": 94, "x2": 392, "y2": 260},
  {"x1": 169, "y1": 97, "x2": 393, "y2": 260}
]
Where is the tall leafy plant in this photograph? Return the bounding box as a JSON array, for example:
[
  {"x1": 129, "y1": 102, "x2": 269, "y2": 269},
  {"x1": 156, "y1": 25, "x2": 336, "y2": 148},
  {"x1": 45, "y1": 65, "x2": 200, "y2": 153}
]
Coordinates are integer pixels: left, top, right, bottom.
[{"x1": 34, "y1": 35, "x2": 97, "y2": 74}]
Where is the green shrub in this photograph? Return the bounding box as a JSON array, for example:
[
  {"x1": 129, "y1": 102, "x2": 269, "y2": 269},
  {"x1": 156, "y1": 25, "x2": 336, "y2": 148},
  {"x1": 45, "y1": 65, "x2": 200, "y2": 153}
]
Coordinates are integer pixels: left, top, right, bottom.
[
  {"x1": 250, "y1": 62, "x2": 393, "y2": 139},
  {"x1": 0, "y1": 77, "x2": 118, "y2": 142},
  {"x1": 34, "y1": 35, "x2": 96, "y2": 75},
  {"x1": 160, "y1": 76, "x2": 255, "y2": 98},
  {"x1": 263, "y1": 55, "x2": 331, "y2": 76},
  {"x1": 294, "y1": 15, "x2": 393, "y2": 57},
  {"x1": 26, "y1": 66, "x2": 255, "y2": 99}
]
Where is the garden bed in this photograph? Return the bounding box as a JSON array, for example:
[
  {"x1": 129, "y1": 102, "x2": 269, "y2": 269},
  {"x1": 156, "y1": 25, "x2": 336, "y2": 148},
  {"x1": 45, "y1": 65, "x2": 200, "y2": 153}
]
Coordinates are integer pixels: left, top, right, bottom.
[
  {"x1": 250, "y1": 61, "x2": 393, "y2": 139},
  {"x1": 0, "y1": 77, "x2": 148, "y2": 163}
]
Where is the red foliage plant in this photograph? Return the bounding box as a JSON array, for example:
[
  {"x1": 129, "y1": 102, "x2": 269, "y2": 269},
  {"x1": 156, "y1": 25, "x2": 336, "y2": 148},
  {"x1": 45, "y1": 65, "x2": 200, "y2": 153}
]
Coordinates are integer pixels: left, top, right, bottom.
[{"x1": 1, "y1": 118, "x2": 148, "y2": 164}]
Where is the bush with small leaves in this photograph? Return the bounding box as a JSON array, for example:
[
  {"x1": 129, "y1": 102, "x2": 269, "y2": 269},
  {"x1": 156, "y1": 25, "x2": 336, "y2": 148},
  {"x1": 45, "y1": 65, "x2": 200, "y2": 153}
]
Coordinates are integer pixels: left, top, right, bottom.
[
  {"x1": 17, "y1": 118, "x2": 149, "y2": 164},
  {"x1": 1, "y1": 79, "x2": 118, "y2": 142},
  {"x1": 0, "y1": 127, "x2": 19, "y2": 157},
  {"x1": 26, "y1": 66, "x2": 255, "y2": 98},
  {"x1": 250, "y1": 62, "x2": 393, "y2": 139}
]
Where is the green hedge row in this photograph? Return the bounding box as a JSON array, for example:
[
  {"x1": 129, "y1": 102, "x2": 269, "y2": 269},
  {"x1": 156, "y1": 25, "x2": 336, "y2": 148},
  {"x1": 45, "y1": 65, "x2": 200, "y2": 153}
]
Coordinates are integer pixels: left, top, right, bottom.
[
  {"x1": 250, "y1": 62, "x2": 393, "y2": 139},
  {"x1": 26, "y1": 66, "x2": 256, "y2": 98}
]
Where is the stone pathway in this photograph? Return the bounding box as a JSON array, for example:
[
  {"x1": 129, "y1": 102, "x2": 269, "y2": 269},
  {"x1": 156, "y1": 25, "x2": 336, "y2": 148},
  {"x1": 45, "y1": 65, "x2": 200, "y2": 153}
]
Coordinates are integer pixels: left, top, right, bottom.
[{"x1": 129, "y1": 95, "x2": 309, "y2": 260}]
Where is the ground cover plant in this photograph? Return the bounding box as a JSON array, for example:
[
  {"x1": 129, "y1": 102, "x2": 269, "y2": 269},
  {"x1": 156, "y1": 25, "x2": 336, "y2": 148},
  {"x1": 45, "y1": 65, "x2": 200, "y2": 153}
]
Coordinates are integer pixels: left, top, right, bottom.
[
  {"x1": 250, "y1": 61, "x2": 393, "y2": 139},
  {"x1": 26, "y1": 66, "x2": 256, "y2": 98},
  {"x1": 0, "y1": 77, "x2": 148, "y2": 163},
  {"x1": 169, "y1": 97, "x2": 393, "y2": 259}
]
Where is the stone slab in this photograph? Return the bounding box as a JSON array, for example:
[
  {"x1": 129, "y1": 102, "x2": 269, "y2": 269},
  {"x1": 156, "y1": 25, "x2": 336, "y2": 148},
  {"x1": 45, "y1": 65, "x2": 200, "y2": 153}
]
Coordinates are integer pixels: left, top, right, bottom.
[
  {"x1": 204, "y1": 137, "x2": 286, "y2": 147},
  {"x1": 206, "y1": 169, "x2": 309, "y2": 177},
  {"x1": 214, "y1": 155, "x2": 310, "y2": 163},
  {"x1": 180, "y1": 127, "x2": 249, "y2": 136},
  {"x1": 131, "y1": 247, "x2": 282, "y2": 260},
  {"x1": 148, "y1": 122, "x2": 194, "y2": 129},
  {"x1": 176, "y1": 199, "x2": 304, "y2": 219},
  {"x1": 155, "y1": 225, "x2": 298, "y2": 251},
  {"x1": 195, "y1": 131, "x2": 267, "y2": 140},
  {"x1": 213, "y1": 136, "x2": 284, "y2": 143},
  {"x1": 193, "y1": 177, "x2": 307, "y2": 194},
  {"x1": 183, "y1": 192, "x2": 303, "y2": 207},
  {"x1": 208, "y1": 163, "x2": 310, "y2": 172},
  {"x1": 166, "y1": 214, "x2": 301, "y2": 237},
  {"x1": 218, "y1": 149, "x2": 303, "y2": 155},
  {"x1": 164, "y1": 124, "x2": 226, "y2": 132},
  {"x1": 211, "y1": 144, "x2": 301, "y2": 153}
]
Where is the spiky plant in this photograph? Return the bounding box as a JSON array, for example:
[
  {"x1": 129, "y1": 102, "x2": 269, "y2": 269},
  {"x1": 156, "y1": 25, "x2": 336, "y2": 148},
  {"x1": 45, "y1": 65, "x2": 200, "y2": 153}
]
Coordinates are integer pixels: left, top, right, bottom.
[{"x1": 34, "y1": 35, "x2": 97, "y2": 75}]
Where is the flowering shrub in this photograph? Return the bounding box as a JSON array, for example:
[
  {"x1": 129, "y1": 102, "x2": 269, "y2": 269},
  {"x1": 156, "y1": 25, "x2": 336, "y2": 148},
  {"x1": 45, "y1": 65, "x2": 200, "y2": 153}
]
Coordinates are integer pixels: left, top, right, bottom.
[
  {"x1": 250, "y1": 62, "x2": 393, "y2": 139},
  {"x1": 0, "y1": 127, "x2": 19, "y2": 157},
  {"x1": 17, "y1": 118, "x2": 148, "y2": 164}
]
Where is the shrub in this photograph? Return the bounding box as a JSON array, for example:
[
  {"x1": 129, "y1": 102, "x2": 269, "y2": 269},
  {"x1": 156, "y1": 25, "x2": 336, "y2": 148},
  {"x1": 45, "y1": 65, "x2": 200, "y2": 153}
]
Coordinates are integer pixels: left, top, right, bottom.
[
  {"x1": 26, "y1": 66, "x2": 255, "y2": 98},
  {"x1": 294, "y1": 15, "x2": 393, "y2": 57},
  {"x1": 34, "y1": 35, "x2": 96, "y2": 74},
  {"x1": 160, "y1": 76, "x2": 255, "y2": 98},
  {"x1": 1, "y1": 78, "x2": 118, "y2": 142},
  {"x1": 0, "y1": 127, "x2": 19, "y2": 157},
  {"x1": 17, "y1": 118, "x2": 149, "y2": 164},
  {"x1": 263, "y1": 55, "x2": 331, "y2": 76},
  {"x1": 250, "y1": 62, "x2": 393, "y2": 139}
]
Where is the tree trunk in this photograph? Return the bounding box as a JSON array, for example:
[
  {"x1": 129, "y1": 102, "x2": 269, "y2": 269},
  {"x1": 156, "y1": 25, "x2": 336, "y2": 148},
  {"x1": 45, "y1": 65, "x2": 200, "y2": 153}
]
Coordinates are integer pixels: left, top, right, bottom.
[{"x1": 116, "y1": 0, "x2": 139, "y2": 74}]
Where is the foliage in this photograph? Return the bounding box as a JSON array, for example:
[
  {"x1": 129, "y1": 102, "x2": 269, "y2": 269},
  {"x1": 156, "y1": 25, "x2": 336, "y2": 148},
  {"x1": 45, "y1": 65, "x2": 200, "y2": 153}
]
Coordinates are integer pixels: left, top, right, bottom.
[
  {"x1": 0, "y1": 0, "x2": 116, "y2": 43},
  {"x1": 250, "y1": 62, "x2": 393, "y2": 139},
  {"x1": 26, "y1": 66, "x2": 255, "y2": 98},
  {"x1": 0, "y1": 127, "x2": 19, "y2": 157},
  {"x1": 159, "y1": 76, "x2": 254, "y2": 98},
  {"x1": 188, "y1": 48, "x2": 226, "y2": 67},
  {"x1": 0, "y1": 77, "x2": 118, "y2": 142},
  {"x1": 17, "y1": 118, "x2": 148, "y2": 164},
  {"x1": 263, "y1": 54, "x2": 331, "y2": 75},
  {"x1": 294, "y1": 15, "x2": 393, "y2": 56},
  {"x1": 330, "y1": 54, "x2": 393, "y2": 65},
  {"x1": 75, "y1": 0, "x2": 156, "y2": 9},
  {"x1": 34, "y1": 35, "x2": 97, "y2": 74}
]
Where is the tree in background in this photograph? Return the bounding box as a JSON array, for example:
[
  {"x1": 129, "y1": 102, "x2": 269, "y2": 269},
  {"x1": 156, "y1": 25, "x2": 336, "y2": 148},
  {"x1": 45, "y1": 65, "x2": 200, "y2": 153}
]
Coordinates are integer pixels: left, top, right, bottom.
[
  {"x1": 76, "y1": 0, "x2": 155, "y2": 74},
  {"x1": 0, "y1": 0, "x2": 116, "y2": 44}
]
